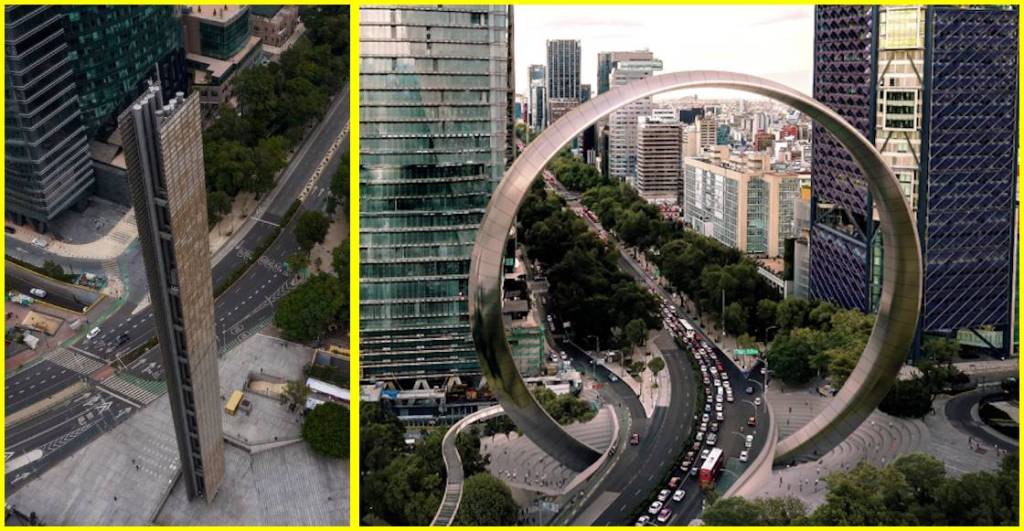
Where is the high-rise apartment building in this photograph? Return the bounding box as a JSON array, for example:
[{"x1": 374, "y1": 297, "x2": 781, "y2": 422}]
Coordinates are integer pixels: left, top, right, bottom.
[
  {"x1": 597, "y1": 50, "x2": 656, "y2": 176},
  {"x1": 545, "y1": 39, "x2": 580, "y2": 125},
  {"x1": 4, "y1": 6, "x2": 95, "y2": 232},
  {"x1": 607, "y1": 56, "x2": 662, "y2": 183},
  {"x1": 684, "y1": 147, "x2": 800, "y2": 258},
  {"x1": 360, "y1": 5, "x2": 514, "y2": 389},
  {"x1": 695, "y1": 113, "x2": 718, "y2": 151},
  {"x1": 62, "y1": 6, "x2": 187, "y2": 138},
  {"x1": 636, "y1": 117, "x2": 683, "y2": 204},
  {"x1": 527, "y1": 64, "x2": 546, "y2": 131},
  {"x1": 810, "y1": 5, "x2": 1018, "y2": 356},
  {"x1": 119, "y1": 86, "x2": 224, "y2": 501}
]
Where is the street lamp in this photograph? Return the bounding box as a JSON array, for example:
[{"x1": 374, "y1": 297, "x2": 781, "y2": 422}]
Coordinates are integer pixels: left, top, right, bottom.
[{"x1": 763, "y1": 325, "x2": 778, "y2": 346}]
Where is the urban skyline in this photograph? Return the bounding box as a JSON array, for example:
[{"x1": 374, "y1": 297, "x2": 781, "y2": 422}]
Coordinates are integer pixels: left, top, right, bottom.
[{"x1": 361, "y1": 3, "x2": 1019, "y2": 528}]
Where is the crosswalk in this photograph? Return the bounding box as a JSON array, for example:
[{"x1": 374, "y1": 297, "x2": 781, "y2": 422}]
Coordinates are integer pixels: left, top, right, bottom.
[
  {"x1": 101, "y1": 258, "x2": 120, "y2": 283},
  {"x1": 44, "y1": 348, "x2": 105, "y2": 376},
  {"x1": 99, "y1": 373, "x2": 166, "y2": 406}
]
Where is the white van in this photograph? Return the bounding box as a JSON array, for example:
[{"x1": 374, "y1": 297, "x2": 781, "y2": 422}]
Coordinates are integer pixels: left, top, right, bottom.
[{"x1": 86, "y1": 327, "x2": 101, "y2": 340}]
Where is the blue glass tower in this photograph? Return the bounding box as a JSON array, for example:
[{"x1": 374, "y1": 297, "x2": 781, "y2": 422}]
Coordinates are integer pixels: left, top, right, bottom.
[{"x1": 809, "y1": 5, "x2": 1018, "y2": 357}]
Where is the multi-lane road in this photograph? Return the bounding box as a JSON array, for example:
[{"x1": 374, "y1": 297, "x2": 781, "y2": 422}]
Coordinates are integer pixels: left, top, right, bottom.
[
  {"x1": 530, "y1": 158, "x2": 771, "y2": 525},
  {"x1": 5, "y1": 86, "x2": 350, "y2": 492}
]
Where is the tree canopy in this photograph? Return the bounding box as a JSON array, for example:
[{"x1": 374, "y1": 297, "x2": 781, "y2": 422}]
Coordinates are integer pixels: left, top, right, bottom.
[
  {"x1": 455, "y1": 473, "x2": 520, "y2": 525},
  {"x1": 274, "y1": 273, "x2": 343, "y2": 341},
  {"x1": 301, "y1": 402, "x2": 348, "y2": 458}
]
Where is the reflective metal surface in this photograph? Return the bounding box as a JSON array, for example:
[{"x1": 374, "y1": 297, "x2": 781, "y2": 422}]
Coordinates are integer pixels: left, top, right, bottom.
[{"x1": 469, "y1": 71, "x2": 921, "y2": 468}]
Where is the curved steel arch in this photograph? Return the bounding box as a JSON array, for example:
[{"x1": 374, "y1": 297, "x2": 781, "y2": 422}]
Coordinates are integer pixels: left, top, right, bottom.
[{"x1": 469, "y1": 71, "x2": 921, "y2": 469}]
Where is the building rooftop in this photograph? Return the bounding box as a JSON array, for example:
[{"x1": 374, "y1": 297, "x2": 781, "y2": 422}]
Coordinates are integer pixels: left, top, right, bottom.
[
  {"x1": 250, "y1": 5, "x2": 283, "y2": 18},
  {"x1": 187, "y1": 4, "x2": 247, "y2": 24},
  {"x1": 188, "y1": 35, "x2": 261, "y2": 81}
]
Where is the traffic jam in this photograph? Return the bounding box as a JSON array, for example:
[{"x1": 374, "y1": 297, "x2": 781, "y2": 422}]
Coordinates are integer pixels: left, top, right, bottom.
[{"x1": 634, "y1": 302, "x2": 749, "y2": 526}]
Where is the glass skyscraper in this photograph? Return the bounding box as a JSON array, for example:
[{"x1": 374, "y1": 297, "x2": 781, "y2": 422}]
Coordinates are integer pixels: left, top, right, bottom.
[
  {"x1": 4, "y1": 6, "x2": 94, "y2": 231},
  {"x1": 359, "y1": 5, "x2": 514, "y2": 387},
  {"x1": 63, "y1": 6, "x2": 187, "y2": 138},
  {"x1": 809, "y1": 5, "x2": 1018, "y2": 356}
]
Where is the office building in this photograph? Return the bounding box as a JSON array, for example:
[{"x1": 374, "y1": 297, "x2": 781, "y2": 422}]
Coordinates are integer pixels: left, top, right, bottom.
[
  {"x1": 182, "y1": 5, "x2": 263, "y2": 120},
  {"x1": 695, "y1": 113, "x2": 717, "y2": 151},
  {"x1": 360, "y1": 5, "x2": 514, "y2": 388},
  {"x1": 810, "y1": 5, "x2": 1018, "y2": 356},
  {"x1": 545, "y1": 39, "x2": 580, "y2": 125},
  {"x1": 597, "y1": 50, "x2": 656, "y2": 176},
  {"x1": 528, "y1": 64, "x2": 546, "y2": 131},
  {"x1": 635, "y1": 117, "x2": 683, "y2": 204},
  {"x1": 63, "y1": 6, "x2": 187, "y2": 139},
  {"x1": 5, "y1": 6, "x2": 94, "y2": 232},
  {"x1": 607, "y1": 56, "x2": 662, "y2": 182},
  {"x1": 119, "y1": 86, "x2": 224, "y2": 501},
  {"x1": 684, "y1": 147, "x2": 801, "y2": 258}
]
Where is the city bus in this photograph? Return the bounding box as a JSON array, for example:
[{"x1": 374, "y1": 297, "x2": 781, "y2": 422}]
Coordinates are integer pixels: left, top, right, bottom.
[{"x1": 698, "y1": 447, "x2": 725, "y2": 489}]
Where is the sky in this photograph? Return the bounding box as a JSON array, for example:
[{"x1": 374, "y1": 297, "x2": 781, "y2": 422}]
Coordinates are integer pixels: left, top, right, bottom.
[{"x1": 513, "y1": 5, "x2": 814, "y2": 100}]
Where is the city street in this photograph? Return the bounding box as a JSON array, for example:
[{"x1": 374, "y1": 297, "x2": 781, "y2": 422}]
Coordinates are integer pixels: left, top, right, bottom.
[
  {"x1": 534, "y1": 170, "x2": 771, "y2": 525},
  {"x1": 4, "y1": 86, "x2": 349, "y2": 494}
]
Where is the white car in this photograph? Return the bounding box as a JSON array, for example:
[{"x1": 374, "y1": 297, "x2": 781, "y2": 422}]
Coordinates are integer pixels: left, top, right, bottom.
[
  {"x1": 560, "y1": 351, "x2": 568, "y2": 361},
  {"x1": 754, "y1": 397, "x2": 762, "y2": 406},
  {"x1": 86, "y1": 327, "x2": 101, "y2": 340},
  {"x1": 672, "y1": 489, "x2": 686, "y2": 502},
  {"x1": 715, "y1": 402, "x2": 723, "y2": 412},
  {"x1": 700, "y1": 448, "x2": 710, "y2": 461},
  {"x1": 695, "y1": 431, "x2": 704, "y2": 441},
  {"x1": 31, "y1": 237, "x2": 48, "y2": 248},
  {"x1": 657, "y1": 489, "x2": 671, "y2": 502},
  {"x1": 716, "y1": 411, "x2": 725, "y2": 421},
  {"x1": 29, "y1": 288, "x2": 47, "y2": 298},
  {"x1": 739, "y1": 450, "x2": 750, "y2": 463},
  {"x1": 636, "y1": 515, "x2": 651, "y2": 526},
  {"x1": 701, "y1": 413, "x2": 710, "y2": 423},
  {"x1": 745, "y1": 434, "x2": 754, "y2": 448},
  {"x1": 648, "y1": 501, "x2": 663, "y2": 515}
]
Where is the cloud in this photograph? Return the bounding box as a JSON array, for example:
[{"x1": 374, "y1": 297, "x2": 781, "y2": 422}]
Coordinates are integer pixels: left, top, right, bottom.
[{"x1": 747, "y1": 6, "x2": 813, "y2": 27}]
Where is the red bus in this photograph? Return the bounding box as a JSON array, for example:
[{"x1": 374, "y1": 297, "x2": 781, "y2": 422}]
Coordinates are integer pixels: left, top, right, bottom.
[{"x1": 698, "y1": 447, "x2": 725, "y2": 489}]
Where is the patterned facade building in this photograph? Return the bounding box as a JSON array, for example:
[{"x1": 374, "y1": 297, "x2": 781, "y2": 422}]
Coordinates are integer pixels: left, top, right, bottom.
[
  {"x1": 810, "y1": 5, "x2": 1018, "y2": 355},
  {"x1": 120, "y1": 87, "x2": 224, "y2": 501}
]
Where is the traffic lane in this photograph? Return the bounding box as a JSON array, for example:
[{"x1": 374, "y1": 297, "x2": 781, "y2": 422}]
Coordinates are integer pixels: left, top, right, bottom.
[
  {"x1": 946, "y1": 389, "x2": 1018, "y2": 451},
  {"x1": 592, "y1": 336, "x2": 697, "y2": 524},
  {"x1": 6, "y1": 390, "x2": 135, "y2": 493},
  {"x1": 5, "y1": 361, "x2": 80, "y2": 415},
  {"x1": 3, "y1": 239, "x2": 107, "y2": 277},
  {"x1": 6, "y1": 268, "x2": 96, "y2": 312},
  {"x1": 265, "y1": 89, "x2": 350, "y2": 219},
  {"x1": 5, "y1": 389, "x2": 121, "y2": 454}
]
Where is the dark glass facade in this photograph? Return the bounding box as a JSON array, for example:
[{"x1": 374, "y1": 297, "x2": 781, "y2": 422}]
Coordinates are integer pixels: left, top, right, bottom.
[
  {"x1": 63, "y1": 6, "x2": 187, "y2": 138},
  {"x1": 197, "y1": 10, "x2": 251, "y2": 60},
  {"x1": 4, "y1": 5, "x2": 94, "y2": 230},
  {"x1": 359, "y1": 6, "x2": 514, "y2": 385},
  {"x1": 810, "y1": 5, "x2": 1018, "y2": 355}
]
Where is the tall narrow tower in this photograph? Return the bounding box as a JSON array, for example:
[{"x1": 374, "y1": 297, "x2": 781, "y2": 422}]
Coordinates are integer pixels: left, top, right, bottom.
[{"x1": 119, "y1": 85, "x2": 224, "y2": 501}]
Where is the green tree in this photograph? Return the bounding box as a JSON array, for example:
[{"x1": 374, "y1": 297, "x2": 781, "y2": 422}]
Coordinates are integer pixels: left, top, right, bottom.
[
  {"x1": 295, "y1": 210, "x2": 331, "y2": 251},
  {"x1": 648, "y1": 357, "x2": 666, "y2": 377},
  {"x1": 455, "y1": 431, "x2": 489, "y2": 477},
  {"x1": 702, "y1": 496, "x2": 763, "y2": 525},
  {"x1": 282, "y1": 380, "x2": 310, "y2": 407},
  {"x1": 41, "y1": 260, "x2": 67, "y2": 280},
  {"x1": 205, "y1": 140, "x2": 256, "y2": 196},
  {"x1": 301, "y1": 402, "x2": 348, "y2": 458},
  {"x1": 922, "y1": 337, "x2": 959, "y2": 365},
  {"x1": 252, "y1": 135, "x2": 289, "y2": 193},
  {"x1": 332, "y1": 241, "x2": 348, "y2": 278},
  {"x1": 455, "y1": 473, "x2": 520, "y2": 525},
  {"x1": 625, "y1": 318, "x2": 648, "y2": 357},
  {"x1": 207, "y1": 190, "x2": 232, "y2": 227},
  {"x1": 274, "y1": 273, "x2": 342, "y2": 341},
  {"x1": 723, "y1": 301, "x2": 747, "y2": 335},
  {"x1": 879, "y1": 377, "x2": 933, "y2": 418},
  {"x1": 286, "y1": 251, "x2": 310, "y2": 274}
]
